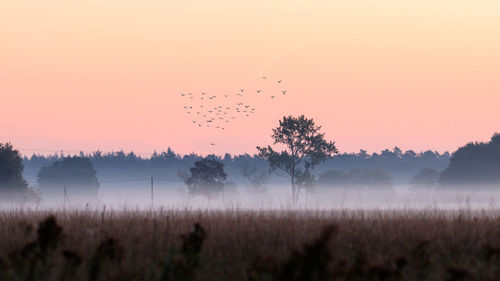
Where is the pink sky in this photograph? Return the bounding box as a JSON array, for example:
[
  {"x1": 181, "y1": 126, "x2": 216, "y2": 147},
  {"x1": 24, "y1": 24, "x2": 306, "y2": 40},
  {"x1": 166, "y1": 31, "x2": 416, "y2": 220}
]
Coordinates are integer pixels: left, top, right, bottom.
[{"x1": 1, "y1": 1, "x2": 499, "y2": 156}]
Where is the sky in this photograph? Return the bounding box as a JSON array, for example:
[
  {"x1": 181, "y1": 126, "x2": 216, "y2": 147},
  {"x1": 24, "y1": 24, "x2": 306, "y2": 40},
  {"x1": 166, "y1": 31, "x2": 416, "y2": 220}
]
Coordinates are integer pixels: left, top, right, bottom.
[{"x1": 1, "y1": 0, "x2": 499, "y2": 157}]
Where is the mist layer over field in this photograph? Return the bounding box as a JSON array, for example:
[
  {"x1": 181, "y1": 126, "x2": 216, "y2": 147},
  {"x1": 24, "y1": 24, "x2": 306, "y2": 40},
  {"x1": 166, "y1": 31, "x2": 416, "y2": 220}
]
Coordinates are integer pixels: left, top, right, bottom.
[{"x1": 7, "y1": 183, "x2": 500, "y2": 211}]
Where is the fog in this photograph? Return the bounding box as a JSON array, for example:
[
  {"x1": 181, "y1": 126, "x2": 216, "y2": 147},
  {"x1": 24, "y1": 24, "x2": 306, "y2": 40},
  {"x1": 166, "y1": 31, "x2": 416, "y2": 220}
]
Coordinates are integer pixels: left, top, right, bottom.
[{"x1": 8, "y1": 183, "x2": 500, "y2": 211}]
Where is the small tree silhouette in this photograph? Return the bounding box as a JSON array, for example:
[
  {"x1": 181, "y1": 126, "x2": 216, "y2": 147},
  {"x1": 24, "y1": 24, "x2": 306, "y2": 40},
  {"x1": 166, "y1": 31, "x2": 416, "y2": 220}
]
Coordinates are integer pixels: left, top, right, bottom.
[
  {"x1": 239, "y1": 160, "x2": 270, "y2": 193},
  {"x1": 186, "y1": 158, "x2": 227, "y2": 199},
  {"x1": 410, "y1": 168, "x2": 440, "y2": 187},
  {"x1": 257, "y1": 115, "x2": 338, "y2": 202}
]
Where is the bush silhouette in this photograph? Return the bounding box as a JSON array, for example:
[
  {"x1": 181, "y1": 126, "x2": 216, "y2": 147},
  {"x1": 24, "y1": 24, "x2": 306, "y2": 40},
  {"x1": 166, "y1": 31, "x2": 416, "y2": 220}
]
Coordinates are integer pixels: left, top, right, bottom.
[
  {"x1": 162, "y1": 223, "x2": 207, "y2": 281},
  {"x1": 37, "y1": 156, "x2": 99, "y2": 201},
  {"x1": 185, "y1": 158, "x2": 227, "y2": 199},
  {"x1": 410, "y1": 168, "x2": 440, "y2": 187}
]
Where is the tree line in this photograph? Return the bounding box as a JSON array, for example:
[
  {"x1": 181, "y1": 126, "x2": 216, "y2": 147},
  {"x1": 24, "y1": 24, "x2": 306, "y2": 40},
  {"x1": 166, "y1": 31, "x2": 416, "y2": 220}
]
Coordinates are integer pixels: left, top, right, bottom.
[
  {"x1": 2, "y1": 115, "x2": 497, "y2": 204},
  {"x1": 21, "y1": 145, "x2": 450, "y2": 187}
]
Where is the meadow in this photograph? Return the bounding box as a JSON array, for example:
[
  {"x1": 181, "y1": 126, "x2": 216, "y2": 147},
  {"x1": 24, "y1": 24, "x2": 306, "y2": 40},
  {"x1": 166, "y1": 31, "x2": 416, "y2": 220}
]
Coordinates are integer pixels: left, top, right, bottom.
[{"x1": 0, "y1": 208, "x2": 499, "y2": 281}]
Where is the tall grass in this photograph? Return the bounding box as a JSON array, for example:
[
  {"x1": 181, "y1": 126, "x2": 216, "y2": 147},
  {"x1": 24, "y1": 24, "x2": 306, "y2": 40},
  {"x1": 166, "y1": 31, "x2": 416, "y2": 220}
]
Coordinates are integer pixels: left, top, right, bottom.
[{"x1": 0, "y1": 208, "x2": 499, "y2": 280}]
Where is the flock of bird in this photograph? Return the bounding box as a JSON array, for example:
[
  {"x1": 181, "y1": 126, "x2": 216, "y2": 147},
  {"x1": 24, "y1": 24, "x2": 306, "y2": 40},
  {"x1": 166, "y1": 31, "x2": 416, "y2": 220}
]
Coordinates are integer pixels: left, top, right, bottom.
[{"x1": 181, "y1": 76, "x2": 287, "y2": 133}]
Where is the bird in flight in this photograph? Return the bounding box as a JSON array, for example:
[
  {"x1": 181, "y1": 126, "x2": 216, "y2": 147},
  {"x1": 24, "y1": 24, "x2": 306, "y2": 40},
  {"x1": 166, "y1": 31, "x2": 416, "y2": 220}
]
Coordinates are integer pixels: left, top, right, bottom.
[
  {"x1": 240, "y1": 89, "x2": 244, "y2": 92},
  {"x1": 256, "y1": 90, "x2": 262, "y2": 93},
  {"x1": 210, "y1": 143, "x2": 215, "y2": 146},
  {"x1": 282, "y1": 90, "x2": 286, "y2": 95},
  {"x1": 278, "y1": 80, "x2": 282, "y2": 83},
  {"x1": 271, "y1": 96, "x2": 275, "y2": 99}
]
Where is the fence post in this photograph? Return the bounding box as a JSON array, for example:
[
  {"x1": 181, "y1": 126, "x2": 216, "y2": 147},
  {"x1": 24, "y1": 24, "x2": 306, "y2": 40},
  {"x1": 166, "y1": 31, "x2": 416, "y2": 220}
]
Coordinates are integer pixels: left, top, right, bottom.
[
  {"x1": 63, "y1": 185, "x2": 69, "y2": 209},
  {"x1": 150, "y1": 177, "x2": 154, "y2": 207}
]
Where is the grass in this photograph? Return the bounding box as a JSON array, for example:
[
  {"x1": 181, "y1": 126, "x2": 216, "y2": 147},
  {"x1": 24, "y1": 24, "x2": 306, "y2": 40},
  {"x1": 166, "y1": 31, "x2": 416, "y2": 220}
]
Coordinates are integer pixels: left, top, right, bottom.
[{"x1": 0, "y1": 208, "x2": 500, "y2": 280}]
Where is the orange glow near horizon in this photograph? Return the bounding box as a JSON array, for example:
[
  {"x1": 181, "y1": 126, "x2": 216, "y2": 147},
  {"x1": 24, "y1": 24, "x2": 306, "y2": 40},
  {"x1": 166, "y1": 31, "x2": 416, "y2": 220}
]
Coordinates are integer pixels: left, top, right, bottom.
[{"x1": 1, "y1": 1, "x2": 499, "y2": 157}]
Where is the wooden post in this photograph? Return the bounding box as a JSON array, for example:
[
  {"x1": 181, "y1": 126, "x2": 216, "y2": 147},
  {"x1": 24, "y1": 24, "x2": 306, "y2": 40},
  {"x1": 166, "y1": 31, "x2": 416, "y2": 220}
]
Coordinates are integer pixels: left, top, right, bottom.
[
  {"x1": 63, "y1": 185, "x2": 69, "y2": 208},
  {"x1": 305, "y1": 188, "x2": 308, "y2": 207},
  {"x1": 150, "y1": 177, "x2": 154, "y2": 207}
]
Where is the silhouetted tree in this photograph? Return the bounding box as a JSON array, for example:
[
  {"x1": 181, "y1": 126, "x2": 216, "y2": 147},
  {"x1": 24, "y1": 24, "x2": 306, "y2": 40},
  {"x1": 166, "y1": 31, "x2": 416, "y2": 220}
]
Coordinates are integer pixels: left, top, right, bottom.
[
  {"x1": 357, "y1": 149, "x2": 369, "y2": 159},
  {"x1": 37, "y1": 156, "x2": 99, "y2": 201},
  {"x1": 257, "y1": 115, "x2": 338, "y2": 202},
  {"x1": 410, "y1": 168, "x2": 440, "y2": 187},
  {"x1": 0, "y1": 143, "x2": 36, "y2": 202},
  {"x1": 186, "y1": 158, "x2": 227, "y2": 199},
  {"x1": 238, "y1": 158, "x2": 270, "y2": 193},
  {"x1": 317, "y1": 170, "x2": 348, "y2": 187},
  {"x1": 440, "y1": 133, "x2": 500, "y2": 187}
]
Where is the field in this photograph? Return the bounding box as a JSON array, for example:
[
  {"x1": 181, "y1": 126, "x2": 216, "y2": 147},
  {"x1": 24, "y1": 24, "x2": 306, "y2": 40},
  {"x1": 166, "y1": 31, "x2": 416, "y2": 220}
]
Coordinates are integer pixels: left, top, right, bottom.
[{"x1": 0, "y1": 208, "x2": 500, "y2": 281}]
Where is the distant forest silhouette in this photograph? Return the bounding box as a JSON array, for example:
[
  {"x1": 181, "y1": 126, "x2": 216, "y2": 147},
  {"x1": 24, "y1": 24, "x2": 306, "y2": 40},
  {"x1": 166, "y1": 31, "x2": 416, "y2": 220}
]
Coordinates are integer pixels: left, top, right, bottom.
[{"x1": 21, "y1": 147, "x2": 451, "y2": 187}]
